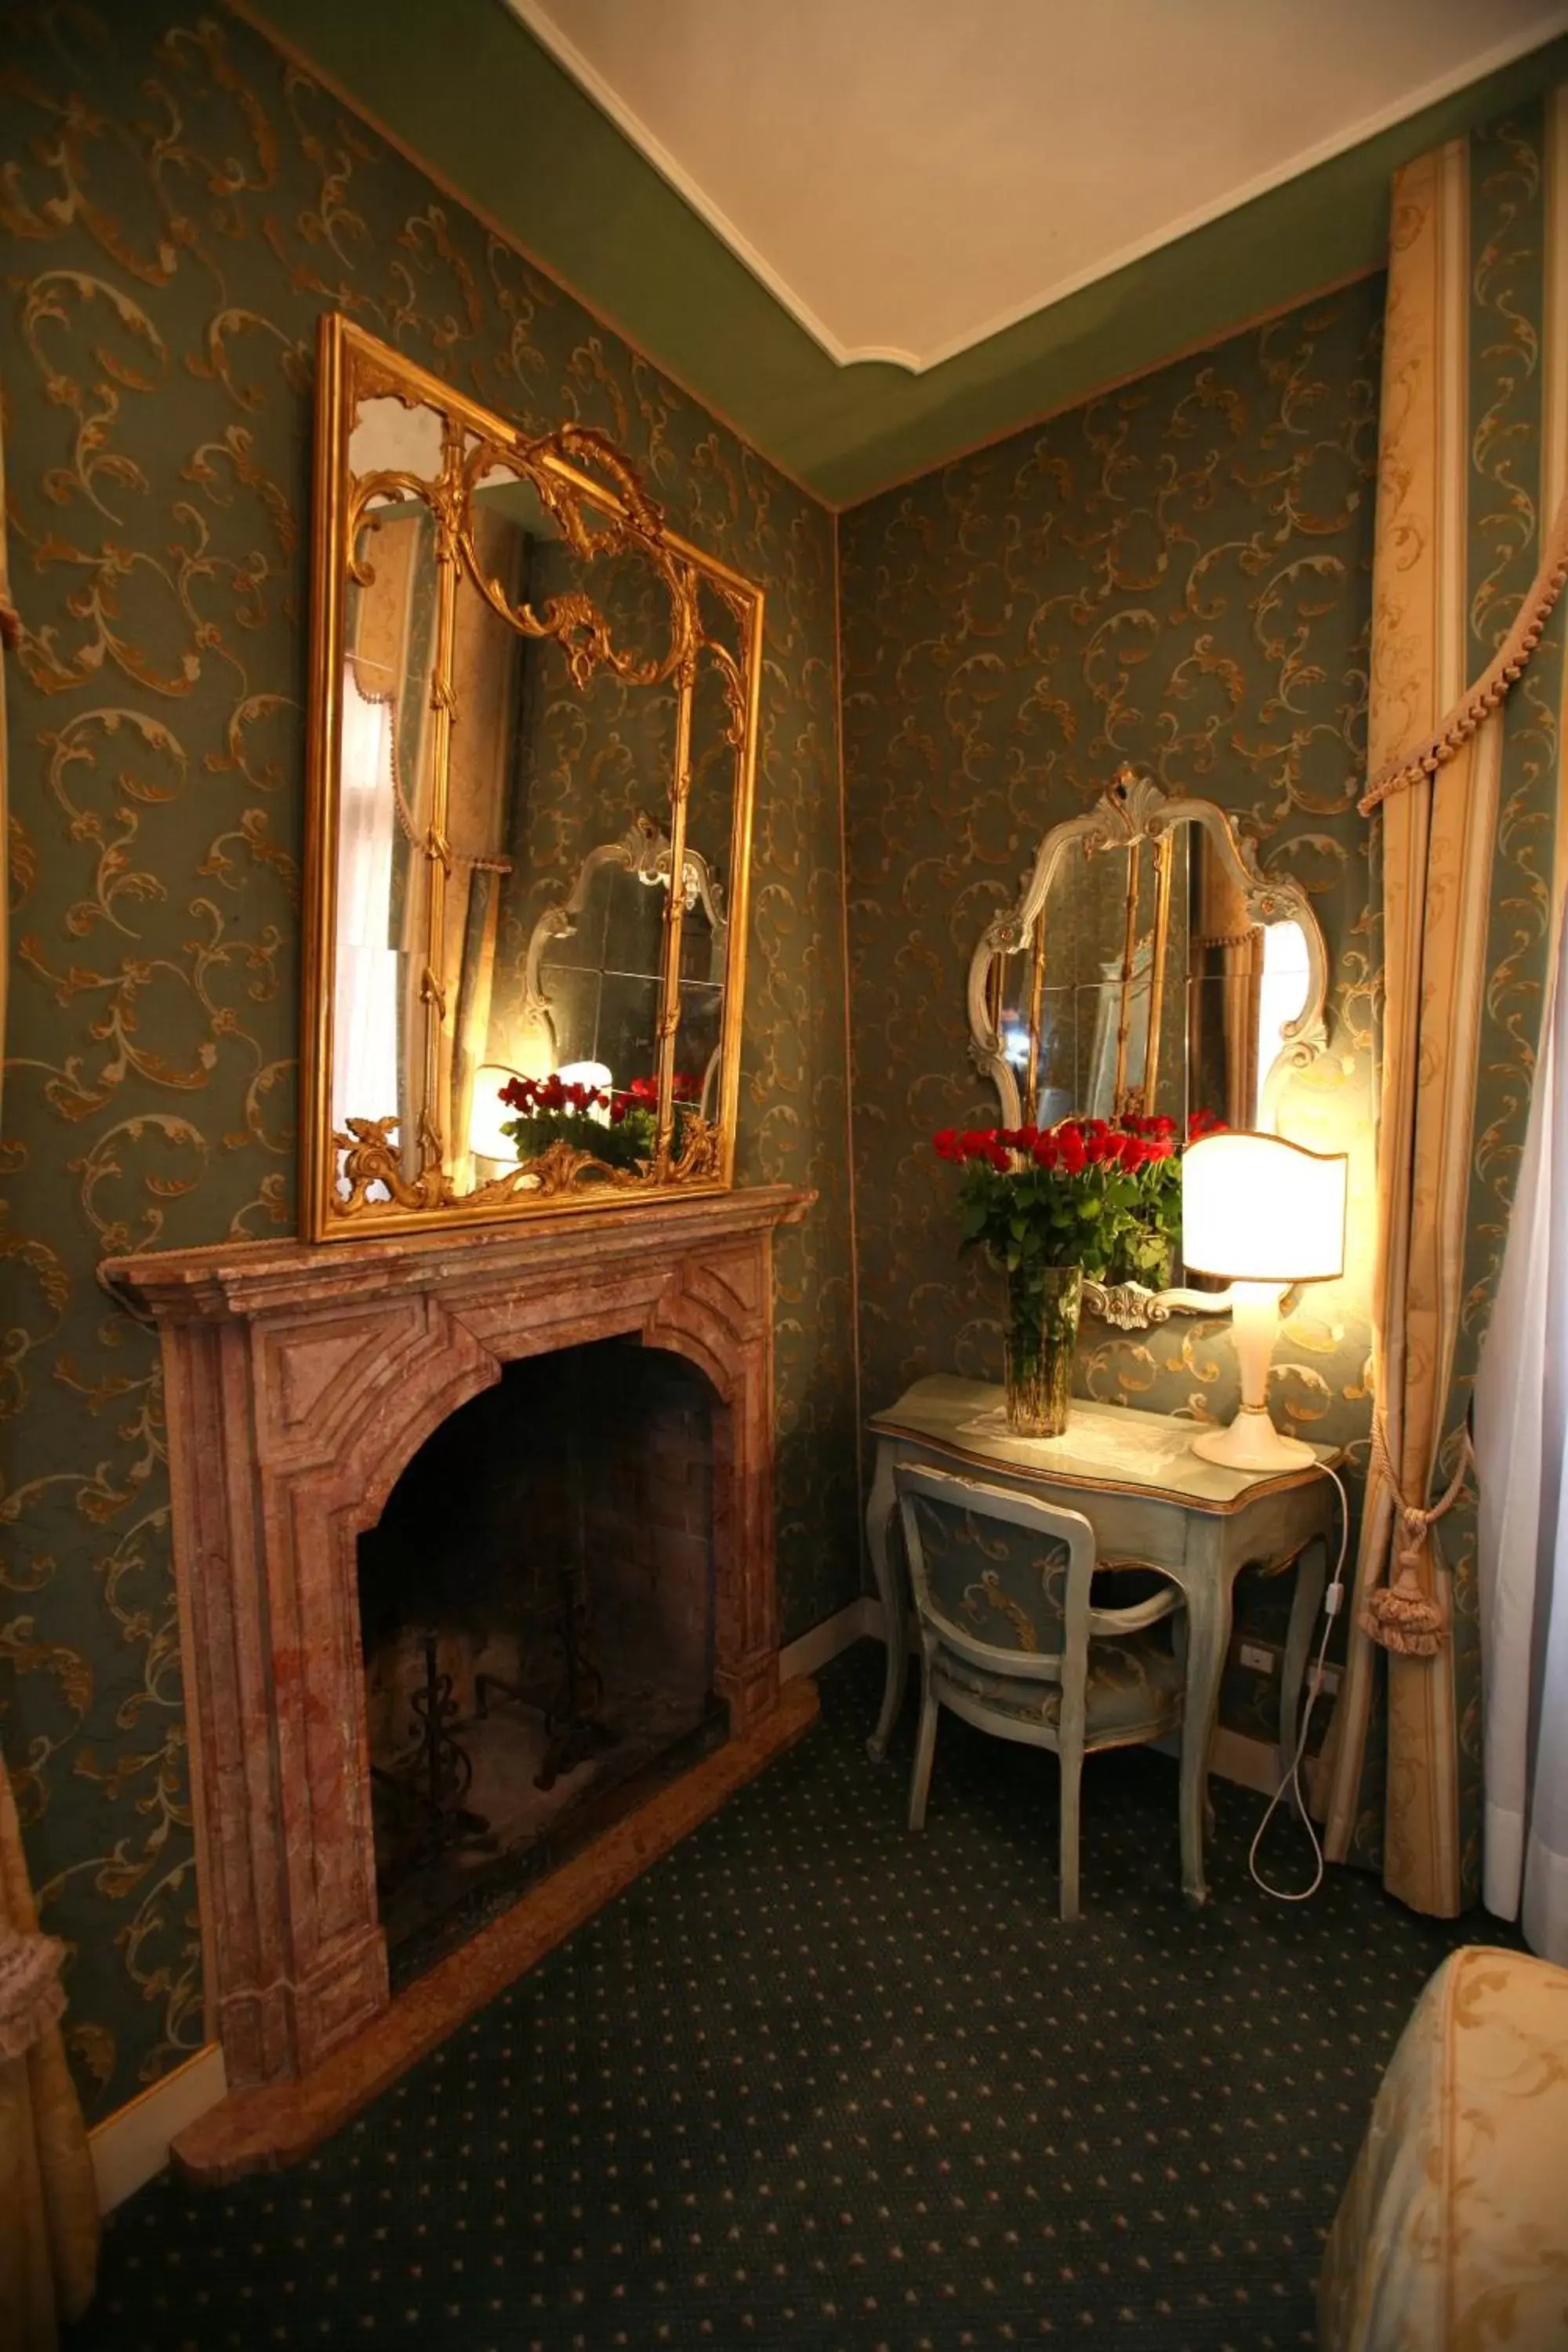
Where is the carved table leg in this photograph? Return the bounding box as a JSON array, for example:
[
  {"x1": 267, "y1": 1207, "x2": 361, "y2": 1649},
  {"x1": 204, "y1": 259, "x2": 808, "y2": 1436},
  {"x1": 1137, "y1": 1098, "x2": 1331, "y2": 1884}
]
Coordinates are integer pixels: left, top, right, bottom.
[
  {"x1": 1177, "y1": 1541, "x2": 1234, "y2": 1910},
  {"x1": 866, "y1": 1438, "x2": 906, "y2": 1762},
  {"x1": 1279, "y1": 1533, "x2": 1329, "y2": 1817}
]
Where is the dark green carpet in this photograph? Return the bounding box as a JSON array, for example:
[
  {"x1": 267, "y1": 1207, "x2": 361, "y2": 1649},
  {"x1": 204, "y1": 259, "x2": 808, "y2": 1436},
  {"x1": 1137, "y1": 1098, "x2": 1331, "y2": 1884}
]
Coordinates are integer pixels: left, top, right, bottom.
[{"x1": 71, "y1": 1645, "x2": 1509, "y2": 2352}]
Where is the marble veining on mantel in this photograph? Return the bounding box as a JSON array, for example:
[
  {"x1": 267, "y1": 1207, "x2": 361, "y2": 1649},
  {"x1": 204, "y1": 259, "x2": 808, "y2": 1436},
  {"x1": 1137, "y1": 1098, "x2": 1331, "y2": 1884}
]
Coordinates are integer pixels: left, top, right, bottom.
[
  {"x1": 101, "y1": 1182, "x2": 814, "y2": 2147},
  {"x1": 104, "y1": 1182, "x2": 811, "y2": 1316}
]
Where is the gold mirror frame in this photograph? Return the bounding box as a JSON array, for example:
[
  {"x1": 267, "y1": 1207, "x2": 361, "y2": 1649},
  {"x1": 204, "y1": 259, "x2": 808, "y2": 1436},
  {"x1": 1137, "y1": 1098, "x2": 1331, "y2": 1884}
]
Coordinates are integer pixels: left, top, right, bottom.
[
  {"x1": 966, "y1": 766, "x2": 1330, "y2": 1329},
  {"x1": 300, "y1": 317, "x2": 762, "y2": 1240}
]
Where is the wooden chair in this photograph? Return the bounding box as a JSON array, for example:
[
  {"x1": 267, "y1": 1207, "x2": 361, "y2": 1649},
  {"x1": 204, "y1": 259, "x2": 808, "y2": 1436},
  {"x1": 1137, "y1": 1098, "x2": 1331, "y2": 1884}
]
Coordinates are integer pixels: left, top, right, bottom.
[{"x1": 896, "y1": 1461, "x2": 1187, "y2": 1919}]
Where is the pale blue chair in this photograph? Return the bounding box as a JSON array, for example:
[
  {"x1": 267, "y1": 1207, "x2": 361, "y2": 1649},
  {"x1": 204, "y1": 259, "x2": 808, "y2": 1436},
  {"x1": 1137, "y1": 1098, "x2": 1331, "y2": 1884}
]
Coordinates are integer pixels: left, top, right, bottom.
[{"x1": 895, "y1": 1461, "x2": 1187, "y2": 1919}]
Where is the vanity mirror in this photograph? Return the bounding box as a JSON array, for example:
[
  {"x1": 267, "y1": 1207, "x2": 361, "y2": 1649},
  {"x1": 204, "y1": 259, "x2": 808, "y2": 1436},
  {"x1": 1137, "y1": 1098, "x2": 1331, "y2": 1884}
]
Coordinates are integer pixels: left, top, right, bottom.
[
  {"x1": 300, "y1": 315, "x2": 762, "y2": 1240},
  {"x1": 967, "y1": 768, "x2": 1330, "y2": 1325}
]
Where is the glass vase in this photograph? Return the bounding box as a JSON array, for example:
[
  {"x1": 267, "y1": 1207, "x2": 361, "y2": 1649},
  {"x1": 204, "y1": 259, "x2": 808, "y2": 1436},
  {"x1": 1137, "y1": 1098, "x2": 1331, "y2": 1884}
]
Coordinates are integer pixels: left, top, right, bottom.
[{"x1": 1004, "y1": 1263, "x2": 1083, "y2": 1437}]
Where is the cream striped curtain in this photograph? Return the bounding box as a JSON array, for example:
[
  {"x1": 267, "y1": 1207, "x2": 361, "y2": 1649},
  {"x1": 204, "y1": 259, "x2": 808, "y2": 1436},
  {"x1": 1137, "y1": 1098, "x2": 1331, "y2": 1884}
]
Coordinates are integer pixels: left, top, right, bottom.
[{"x1": 1324, "y1": 99, "x2": 1568, "y2": 1914}]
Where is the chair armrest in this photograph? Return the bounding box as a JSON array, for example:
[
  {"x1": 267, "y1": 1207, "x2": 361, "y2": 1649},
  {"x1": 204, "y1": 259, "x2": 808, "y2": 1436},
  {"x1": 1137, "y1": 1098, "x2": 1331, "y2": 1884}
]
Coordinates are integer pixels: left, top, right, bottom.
[
  {"x1": 1087, "y1": 1586, "x2": 1183, "y2": 1638},
  {"x1": 916, "y1": 1605, "x2": 1064, "y2": 1682}
]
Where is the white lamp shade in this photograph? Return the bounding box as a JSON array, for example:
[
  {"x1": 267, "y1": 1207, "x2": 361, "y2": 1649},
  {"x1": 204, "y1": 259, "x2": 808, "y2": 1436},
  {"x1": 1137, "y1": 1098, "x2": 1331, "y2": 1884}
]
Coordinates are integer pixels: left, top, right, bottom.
[{"x1": 1181, "y1": 1131, "x2": 1347, "y2": 1284}]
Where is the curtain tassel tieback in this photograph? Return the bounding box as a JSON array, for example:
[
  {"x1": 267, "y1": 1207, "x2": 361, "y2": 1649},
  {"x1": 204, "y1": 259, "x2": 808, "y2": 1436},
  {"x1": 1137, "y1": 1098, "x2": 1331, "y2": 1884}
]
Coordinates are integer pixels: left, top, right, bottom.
[{"x1": 1359, "y1": 1418, "x2": 1471, "y2": 1657}]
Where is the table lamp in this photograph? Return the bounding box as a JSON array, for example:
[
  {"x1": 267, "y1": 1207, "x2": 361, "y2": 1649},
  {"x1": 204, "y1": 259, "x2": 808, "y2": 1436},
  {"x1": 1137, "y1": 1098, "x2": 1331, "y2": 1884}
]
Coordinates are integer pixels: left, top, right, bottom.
[{"x1": 1181, "y1": 1131, "x2": 1348, "y2": 1471}]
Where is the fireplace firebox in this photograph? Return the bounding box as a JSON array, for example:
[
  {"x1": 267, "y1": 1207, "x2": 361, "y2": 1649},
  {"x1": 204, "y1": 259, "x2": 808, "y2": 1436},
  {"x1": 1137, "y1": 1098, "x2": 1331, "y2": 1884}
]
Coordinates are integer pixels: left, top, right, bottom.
[{"x1": 359, "y1": 1339, "x2": 720, "y2": 1979}]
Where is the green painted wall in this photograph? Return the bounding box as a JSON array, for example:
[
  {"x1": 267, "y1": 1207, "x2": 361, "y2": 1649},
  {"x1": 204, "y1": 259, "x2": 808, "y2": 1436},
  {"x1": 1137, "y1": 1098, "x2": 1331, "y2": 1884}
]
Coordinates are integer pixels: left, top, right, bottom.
[
  {"x1": 245, "y1": 0, "x2": 1568, "y2": 506},
  {"x1": 0, "y1": 0, "x2": 858, "y2": 2120}
]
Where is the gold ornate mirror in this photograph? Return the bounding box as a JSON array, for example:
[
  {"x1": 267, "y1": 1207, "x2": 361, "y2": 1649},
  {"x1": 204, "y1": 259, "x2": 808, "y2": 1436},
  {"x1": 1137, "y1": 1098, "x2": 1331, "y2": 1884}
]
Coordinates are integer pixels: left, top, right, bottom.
[
  {"x1": 300, "y1": 316, "x2": 761, "y2": 1239},
  {"x1": 967, "y1": 768, "x2": 1330, "y2": 1325}
]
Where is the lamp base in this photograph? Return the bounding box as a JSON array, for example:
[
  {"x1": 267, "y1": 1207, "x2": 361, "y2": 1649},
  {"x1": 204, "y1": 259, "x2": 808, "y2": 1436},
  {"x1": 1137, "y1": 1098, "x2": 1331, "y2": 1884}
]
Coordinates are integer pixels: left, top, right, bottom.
[{"x1": 1191, "y1": 1410, "x2": 1315, "y2": 1472}]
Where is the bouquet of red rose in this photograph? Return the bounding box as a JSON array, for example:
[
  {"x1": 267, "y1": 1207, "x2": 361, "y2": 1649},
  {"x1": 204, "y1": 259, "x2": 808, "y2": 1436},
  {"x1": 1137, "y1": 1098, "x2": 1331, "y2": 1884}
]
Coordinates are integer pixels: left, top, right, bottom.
[
  {"x1": 932, "y1": 1108, "x2": 1225, "y2": 1436},
  {"x1": 932, "y1": 1108, "x2": 1225, "y2": 1288},
  {"x1": 497, "y1": 1069, "x2": 704, "y2": 1173}
]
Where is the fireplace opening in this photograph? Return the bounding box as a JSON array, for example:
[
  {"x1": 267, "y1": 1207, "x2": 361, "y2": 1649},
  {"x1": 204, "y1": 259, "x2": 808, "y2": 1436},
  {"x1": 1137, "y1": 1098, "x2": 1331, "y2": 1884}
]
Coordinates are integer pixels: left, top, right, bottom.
[{"x1": 357, "y1": 1336, "x2": 720, "y2": 1985}]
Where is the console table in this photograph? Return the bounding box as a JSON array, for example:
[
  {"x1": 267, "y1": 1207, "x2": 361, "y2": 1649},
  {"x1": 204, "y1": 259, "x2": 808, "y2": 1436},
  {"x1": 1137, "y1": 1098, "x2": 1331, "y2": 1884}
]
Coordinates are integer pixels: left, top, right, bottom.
[{"x1": 865, "y1": 1376, "x2": 1341, "y2": 1907}]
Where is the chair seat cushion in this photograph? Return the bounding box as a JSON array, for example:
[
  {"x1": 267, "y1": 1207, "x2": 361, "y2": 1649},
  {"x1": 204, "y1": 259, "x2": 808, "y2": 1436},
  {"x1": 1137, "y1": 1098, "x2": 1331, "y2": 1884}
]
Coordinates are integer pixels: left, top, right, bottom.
[
  {"x1": 938, "y1": 1625, "x2": 1184, "y2": 1744},
  {"x1": 1319, "y1": 1944, "x2": 1568, "y2": 2351}
]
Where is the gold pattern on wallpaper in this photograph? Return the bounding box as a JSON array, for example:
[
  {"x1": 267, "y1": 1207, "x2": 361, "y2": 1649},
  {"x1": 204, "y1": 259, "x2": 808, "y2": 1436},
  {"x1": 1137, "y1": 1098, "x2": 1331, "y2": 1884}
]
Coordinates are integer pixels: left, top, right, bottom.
[{"x1": 0, "y1": 1, "x2": 856, "y2": 2123}]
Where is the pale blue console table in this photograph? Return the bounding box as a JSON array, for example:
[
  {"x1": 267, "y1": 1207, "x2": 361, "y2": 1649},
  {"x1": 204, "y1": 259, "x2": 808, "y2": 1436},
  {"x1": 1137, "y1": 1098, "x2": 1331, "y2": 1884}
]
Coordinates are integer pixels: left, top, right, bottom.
[{"x1": 865, "y1": 1376, "x2": 1341, "y2": 1907}]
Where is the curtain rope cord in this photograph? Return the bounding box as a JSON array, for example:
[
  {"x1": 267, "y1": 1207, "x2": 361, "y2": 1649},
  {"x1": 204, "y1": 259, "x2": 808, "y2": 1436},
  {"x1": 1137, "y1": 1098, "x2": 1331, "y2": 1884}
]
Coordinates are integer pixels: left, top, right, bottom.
[{"x1": 1359, "y1": 485, "x2": 1568, "y2": 815}]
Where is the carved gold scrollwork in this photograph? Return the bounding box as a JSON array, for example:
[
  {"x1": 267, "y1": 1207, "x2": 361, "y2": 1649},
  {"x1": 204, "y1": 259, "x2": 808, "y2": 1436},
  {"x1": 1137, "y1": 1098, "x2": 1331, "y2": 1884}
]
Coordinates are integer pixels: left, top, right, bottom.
[
  {"x1": 303, "y1": 316, "x2": 764, "y2": 1239},
  {"x1": 331, "y1": 1118, "x2": 445, "y2": 1216},
  {"x1": 509, "y1": 1138, "x2": 643, "y2": 1198},
  {"x1": 456, "y1": 430, "x2": 696, "y2": 693},
  {"x1": 664, "y1": 1112, "x2": 724, "y2": 1185}
]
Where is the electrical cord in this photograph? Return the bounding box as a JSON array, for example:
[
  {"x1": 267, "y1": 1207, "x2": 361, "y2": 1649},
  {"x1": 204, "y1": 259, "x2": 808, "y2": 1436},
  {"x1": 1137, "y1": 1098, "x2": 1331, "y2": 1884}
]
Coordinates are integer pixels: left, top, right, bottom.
[{"x1": 1247, "y1": 1458, "x2": 1351, "y2": 1902}]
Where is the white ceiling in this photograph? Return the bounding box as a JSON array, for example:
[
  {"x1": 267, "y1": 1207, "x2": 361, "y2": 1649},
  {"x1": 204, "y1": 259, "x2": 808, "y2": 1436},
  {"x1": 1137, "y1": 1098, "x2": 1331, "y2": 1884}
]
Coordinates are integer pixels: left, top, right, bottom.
[{"x1": 511, "y1": 0, "x2": 1568, "y2": 373}]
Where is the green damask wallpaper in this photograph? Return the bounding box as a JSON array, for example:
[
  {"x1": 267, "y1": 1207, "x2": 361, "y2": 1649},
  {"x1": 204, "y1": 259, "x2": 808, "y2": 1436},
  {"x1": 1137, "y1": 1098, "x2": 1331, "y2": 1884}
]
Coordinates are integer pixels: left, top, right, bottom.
[
  {"x1": 839, "y1": 283, "x2": 1385, "y2": 1658},
  {"x1": 0, "y1": 2, "x2": 858, "y2": 2118}
]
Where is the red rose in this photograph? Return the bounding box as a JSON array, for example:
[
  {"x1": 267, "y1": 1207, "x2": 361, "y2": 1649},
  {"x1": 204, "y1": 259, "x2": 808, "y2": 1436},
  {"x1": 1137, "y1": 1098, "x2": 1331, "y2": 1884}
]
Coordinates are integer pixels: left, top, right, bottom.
[
  {"x1": 1060, "y1": 1130, "x2": 1086, "y2": 1175},
  {"x1": 1033, "y1": 1135, "x2": 1059, "y2": 1171}
]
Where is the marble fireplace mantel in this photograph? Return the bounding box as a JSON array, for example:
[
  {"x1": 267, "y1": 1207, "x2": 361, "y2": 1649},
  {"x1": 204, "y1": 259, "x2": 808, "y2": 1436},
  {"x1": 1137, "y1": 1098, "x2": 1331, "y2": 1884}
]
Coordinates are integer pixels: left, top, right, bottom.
[{"x1": 102, "y1": 1182, "x2": 815, "y2": 2169}]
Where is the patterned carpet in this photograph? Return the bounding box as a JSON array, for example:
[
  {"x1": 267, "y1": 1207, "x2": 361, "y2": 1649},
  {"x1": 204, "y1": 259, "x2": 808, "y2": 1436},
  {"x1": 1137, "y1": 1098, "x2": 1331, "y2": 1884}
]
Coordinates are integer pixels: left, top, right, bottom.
[{"x1": 71, "y1": 1644, "x2": 1507, "y2": 2352}]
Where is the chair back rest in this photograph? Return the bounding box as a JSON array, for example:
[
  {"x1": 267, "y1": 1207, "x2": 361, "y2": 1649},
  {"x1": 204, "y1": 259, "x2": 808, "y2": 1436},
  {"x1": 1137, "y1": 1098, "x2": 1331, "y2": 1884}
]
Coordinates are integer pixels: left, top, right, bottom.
[{"x1": 895, "y1": 1463, "x2": 1098, "y2": 1689}]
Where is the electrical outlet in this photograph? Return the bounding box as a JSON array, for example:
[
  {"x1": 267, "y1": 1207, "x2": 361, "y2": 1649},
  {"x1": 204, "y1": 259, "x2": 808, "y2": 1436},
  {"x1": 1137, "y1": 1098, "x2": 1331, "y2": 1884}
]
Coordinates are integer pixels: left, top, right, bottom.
[
  {"x1": 1317, "y1": 1664, "x2": 1341, "y2": 1697},
  {"x1": 1238, "y1": 1641, "x2": 1276, "y2": 1675}
]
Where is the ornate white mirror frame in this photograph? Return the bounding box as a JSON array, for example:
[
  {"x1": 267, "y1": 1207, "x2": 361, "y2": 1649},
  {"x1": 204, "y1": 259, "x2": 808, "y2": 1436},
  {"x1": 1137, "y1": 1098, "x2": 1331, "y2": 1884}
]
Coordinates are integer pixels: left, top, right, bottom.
[{"x1": 966, "y1": 766, "x2": 1330, "y2": 1329}]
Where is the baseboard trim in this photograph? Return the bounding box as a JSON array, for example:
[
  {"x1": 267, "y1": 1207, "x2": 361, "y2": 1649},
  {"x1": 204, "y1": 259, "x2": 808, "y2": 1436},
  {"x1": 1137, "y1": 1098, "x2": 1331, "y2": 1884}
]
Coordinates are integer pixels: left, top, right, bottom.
[
  {"x1": 89, "y1": 2041, "x2": 229, "y2": 2213},
  {"x1": 779, "y1": 1595, "x2": 880, "y2": 1680},
  {"x1": 1208, "y1": 1726, "x2": 1327, "y2": 1818}
]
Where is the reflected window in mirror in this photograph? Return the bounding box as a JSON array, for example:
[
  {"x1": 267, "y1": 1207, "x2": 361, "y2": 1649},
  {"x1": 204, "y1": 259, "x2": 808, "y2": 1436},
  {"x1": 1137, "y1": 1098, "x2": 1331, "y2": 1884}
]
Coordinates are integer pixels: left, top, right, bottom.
[{"x1": 1255, "y1": 920, "x2": 1312, "y2": 1124}]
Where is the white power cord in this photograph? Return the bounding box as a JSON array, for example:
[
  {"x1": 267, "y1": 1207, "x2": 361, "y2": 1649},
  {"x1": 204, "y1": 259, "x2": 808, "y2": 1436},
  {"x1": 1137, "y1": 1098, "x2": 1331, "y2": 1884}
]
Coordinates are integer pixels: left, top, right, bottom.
[{"x1": 1247, "y1": 1459, "x2": 1351, "y2": 1903}]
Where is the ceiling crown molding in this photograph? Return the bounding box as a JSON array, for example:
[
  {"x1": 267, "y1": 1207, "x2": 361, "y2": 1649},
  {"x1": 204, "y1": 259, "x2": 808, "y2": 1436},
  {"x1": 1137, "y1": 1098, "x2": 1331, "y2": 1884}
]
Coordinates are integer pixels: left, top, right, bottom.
[
  {"x1": 510, "y1": 0, "x2": 1568, "y2": 377},
  {"x1": 506, "y1": 0, "x2": 866, "y2": 366},
  {"x1": 238, "y1": 0, "x2": 1568, "y2": 506}
]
